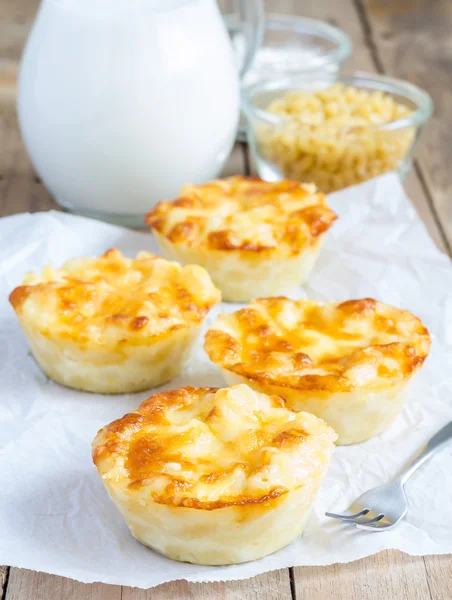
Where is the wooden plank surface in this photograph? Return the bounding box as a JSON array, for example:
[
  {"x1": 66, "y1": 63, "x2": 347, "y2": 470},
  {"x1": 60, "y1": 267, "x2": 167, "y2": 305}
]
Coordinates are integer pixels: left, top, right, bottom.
[
  {"x1": 0, "y1": 568, "x2": 8, "y2": 598},
  {"x1": 1, "y1": 0, "x2": 451, "y2": 599},
  {"x1": 293, "y1": 551, "x2": 432, "y2": 600},
  {"x1": 122, "y1": 570, "x2": 292, "y2": 600},
  {"x1": 5, "y1": 570, "x2": 122, "y2": 600},
  {"x1": 359, "y1": 0, "x2": 452, "y2": 253},
  {"x1": 423, "y1": 555, "x2": 452, "y2": 600},
  {"x1": 0, "y1": 98, "x2": 57, "y2": 215}
]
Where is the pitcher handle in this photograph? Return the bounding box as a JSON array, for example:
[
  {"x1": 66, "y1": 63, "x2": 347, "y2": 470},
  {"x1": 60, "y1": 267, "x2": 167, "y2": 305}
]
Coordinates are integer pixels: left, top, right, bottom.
[{"x1": 235, "y1": 0, "x2": 264, "y2": 79}]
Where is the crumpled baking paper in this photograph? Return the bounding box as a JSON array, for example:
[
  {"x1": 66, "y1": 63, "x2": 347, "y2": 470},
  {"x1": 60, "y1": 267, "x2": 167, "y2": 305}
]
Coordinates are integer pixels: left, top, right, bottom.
[{"x1": 0, "y1": 173, "x2": 451, "y2": 588}]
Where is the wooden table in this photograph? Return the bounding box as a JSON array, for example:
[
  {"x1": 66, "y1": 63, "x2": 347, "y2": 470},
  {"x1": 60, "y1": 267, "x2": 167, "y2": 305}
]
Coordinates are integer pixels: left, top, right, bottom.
[{"x1": 1, "y1": 0, "x2": 451, "y2": 598}]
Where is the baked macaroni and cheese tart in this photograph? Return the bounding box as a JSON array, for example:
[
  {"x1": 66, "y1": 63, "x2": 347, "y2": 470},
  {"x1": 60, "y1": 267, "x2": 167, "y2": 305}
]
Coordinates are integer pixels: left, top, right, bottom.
[
  {"x1": 145, "y1": 176, "x2": 337, "y2": 302},
  {"x1": 9, "y1": 249, "x2": 220, "y2": 394},
  {"x1": 205, "y1": 297, "x2": 431, "y2": 445},
  {"x1": 92, "y1": 384, "x2": 336, "y2": 565}
]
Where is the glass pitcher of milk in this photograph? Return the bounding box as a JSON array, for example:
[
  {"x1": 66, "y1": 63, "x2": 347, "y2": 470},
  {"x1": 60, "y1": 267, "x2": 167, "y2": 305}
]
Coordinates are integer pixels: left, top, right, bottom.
[{"x1": 18, "y1": 0, "x2": 263, "y2": 226}]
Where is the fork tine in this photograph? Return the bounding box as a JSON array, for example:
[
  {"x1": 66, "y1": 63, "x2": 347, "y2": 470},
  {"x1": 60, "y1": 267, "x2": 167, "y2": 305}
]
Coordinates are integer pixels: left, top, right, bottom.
[
  {"x1": 354, "y1": 514, "x2": 385, "y2": 526},
  {"x1": 356, "y1": 519, "x2": 396, "y2": 531},
  {"x1": 325, "y1": 509, "x2": 369, "y2": 521}
]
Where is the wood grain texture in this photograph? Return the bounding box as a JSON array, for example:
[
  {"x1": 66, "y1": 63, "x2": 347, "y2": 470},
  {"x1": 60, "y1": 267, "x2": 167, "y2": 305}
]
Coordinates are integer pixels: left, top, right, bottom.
[
  {"x1": 423, "y1": 555, "x2": 452, "y2": 600},
  {"x1": 359, "y1": 0, "x2": 452, "y2": 252},
  {"x1": 1, "y1": 567, "x2": 9, "y2": 599},
  {"x1": 122, "y1": 570, "x2": 292, "y2": 600},
  {"x1": 293, "y1": 551, "x2": 432, "y2": 600},
  {"x1": 5, "y1": 570, "x2": 121, "y2": 600},
  {"x1": 0, "y1": 0, "x2": 39, "y2": 62},
  {"x1": 0, "y1": 0, "x2": 56, "y2": 216},
  {"x1": 0, "y1": 100, "x2": 57, "y2": 215}
]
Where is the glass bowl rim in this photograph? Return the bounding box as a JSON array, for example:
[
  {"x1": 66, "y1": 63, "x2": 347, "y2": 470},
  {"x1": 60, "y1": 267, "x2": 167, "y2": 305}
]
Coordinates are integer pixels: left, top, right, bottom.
[
  {"x1": 242, "y1": 71, "x2": 434, "y2": 131},
  {"x1": 251, "y1": 13, "x2": 352, "y2": 67}
]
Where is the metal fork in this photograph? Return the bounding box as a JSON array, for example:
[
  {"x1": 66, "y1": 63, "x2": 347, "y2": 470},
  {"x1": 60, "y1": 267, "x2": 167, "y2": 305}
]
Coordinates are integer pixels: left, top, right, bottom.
[{"x1": 325, "y1": 420, "x2": 452, "y2": 531}]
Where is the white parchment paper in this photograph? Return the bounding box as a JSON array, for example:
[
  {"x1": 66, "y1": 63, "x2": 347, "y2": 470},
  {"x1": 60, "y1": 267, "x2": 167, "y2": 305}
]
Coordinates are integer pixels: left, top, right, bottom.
[{"x1": 1, "y1": 173, "x2": 452, "y2": 588}]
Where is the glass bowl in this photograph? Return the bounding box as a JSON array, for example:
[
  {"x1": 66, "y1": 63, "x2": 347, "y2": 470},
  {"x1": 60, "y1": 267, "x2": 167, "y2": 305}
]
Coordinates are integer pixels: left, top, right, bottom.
[
  {"x1": 226, "y1": 14, "x2": 352, "y2": 140},
  {"x1": 242, "y1": 72, "x2": 433, "y2": 193}
]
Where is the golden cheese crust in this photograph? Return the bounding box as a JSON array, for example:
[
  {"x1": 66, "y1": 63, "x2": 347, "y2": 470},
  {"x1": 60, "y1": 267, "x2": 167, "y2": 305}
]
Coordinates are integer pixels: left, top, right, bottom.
[
  {"x1": 10, "y1": 249, "x2": 221, "y2": 344},
  {"x1": 92, "y1": 384, "x2": 337, "y2": 509},
  {"x1": 146, "y1": 176, "x2": 337, "y2": 256},
  {"x1": 204, "y1": 297, "x2": 431, "y2": 393},
  {"x1": 9, "y1": 250, "x2": 221, "y2": 393}
]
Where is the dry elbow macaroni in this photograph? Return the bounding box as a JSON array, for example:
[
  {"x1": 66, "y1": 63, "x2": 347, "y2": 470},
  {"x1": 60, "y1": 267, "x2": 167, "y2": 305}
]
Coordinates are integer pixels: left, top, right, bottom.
[{"x1": 257, "y1": 84, "x2": 415, "y2": 193}]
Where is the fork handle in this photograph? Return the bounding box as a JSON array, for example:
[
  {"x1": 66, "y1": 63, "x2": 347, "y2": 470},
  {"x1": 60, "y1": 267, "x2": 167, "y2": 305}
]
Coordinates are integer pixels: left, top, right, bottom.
[{"x1": 398, "y1": 420, "x2": 452, "y2": 486}]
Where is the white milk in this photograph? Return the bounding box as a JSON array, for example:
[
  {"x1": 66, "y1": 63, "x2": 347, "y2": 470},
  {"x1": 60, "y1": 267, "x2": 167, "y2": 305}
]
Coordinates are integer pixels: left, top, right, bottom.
[{"x1": 18, "y1": 0, "x2": 240, "y2": 220}]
